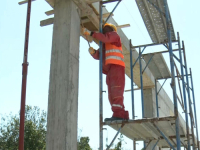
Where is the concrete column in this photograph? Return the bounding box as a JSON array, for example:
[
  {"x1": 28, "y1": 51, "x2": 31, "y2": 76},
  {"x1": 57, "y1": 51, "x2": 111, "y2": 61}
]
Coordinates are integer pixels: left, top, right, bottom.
[
  {"x1": 46, "y1": 0, "x2": 80, "y2": 149},
  {"x1": 143, "y1": 88, "x2": 159, "y2": 150}
]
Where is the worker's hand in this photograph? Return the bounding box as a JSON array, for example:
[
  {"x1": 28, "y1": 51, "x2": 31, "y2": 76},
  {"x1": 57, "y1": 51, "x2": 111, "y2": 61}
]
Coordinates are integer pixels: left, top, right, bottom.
[
  {"x1": 89, "y1": 47, "x2": 96, "y2": 55},
  {"x1": 81, "y1": 28, "x2": 93, "y2": 43},
  {"x1": 90, "y1": 31, "x2": 94, "y2": 36}
]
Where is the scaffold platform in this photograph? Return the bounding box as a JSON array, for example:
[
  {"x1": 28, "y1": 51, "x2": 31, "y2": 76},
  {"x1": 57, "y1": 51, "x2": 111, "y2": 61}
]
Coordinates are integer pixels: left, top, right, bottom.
[
  {"x1": 104, "y1": 116, "x2": 197, "y2": 148},
  {"x1": 136, "y1": 0, "x2": 176, "y2": 43}
]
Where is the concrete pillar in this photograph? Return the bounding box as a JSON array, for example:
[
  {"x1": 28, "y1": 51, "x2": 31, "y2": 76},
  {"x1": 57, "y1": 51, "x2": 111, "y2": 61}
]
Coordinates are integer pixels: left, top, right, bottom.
[
  {"x1": 143, "y1": 88, "x2": 159, "y2": 150},
  {"x1": 46, "y1": 0, "x2": 80, "y2": 149}
]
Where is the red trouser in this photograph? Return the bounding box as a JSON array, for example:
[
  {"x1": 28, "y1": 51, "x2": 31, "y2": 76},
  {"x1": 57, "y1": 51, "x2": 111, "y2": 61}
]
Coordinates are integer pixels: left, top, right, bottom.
[{"x1": 106, "y1": 64, "x2": 129, "y2": 119}]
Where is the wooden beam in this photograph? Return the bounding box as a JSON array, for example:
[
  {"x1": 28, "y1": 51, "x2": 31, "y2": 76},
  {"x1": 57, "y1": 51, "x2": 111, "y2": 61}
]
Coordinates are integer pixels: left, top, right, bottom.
[
  {"x1": 101, "y1": 12, "x2": 114, "y2": 19},
  {"x1": 116, "y1": 24, "x2": 130, "y2": 29},
  {"x1": 40, "y1": 18, "x2": 54, "y2": 27},
  {"x1": 18, "y1": 0, "x2": 35, "y2": 5},
  {"x1": 44, "y1": 10, "x2": 112, "y2": 20},
  {"x1": 45, "y1": 10, "x2": 54, "y2": 16},
  {"x1": 125, "y1": 85, "x2": 155, "y2": 92},
  {"x1": 85, "y1": 0, "x2": 102, "y2": 4},
  {"x1": 72, "y1": 0, "x2": 99, "y2": 29},
  {"x1": 40, "y1": 17, "x2": 93, "y2": 44}
]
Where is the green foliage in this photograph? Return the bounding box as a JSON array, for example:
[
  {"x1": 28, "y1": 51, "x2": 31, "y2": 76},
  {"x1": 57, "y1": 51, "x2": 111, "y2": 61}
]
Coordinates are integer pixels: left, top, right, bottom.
[
  {"x1": 114, "y1": 141, "x2": 122, "y2": 150},
  {"x1": 77, "y1": 137, "x2": 92, "y2": 150},
  {"x1": 114, "y1": 134, "x2": 125, "y2": 150},
  {"x1": 0, "y1": 105, "x2": 47, "y2": 150}
]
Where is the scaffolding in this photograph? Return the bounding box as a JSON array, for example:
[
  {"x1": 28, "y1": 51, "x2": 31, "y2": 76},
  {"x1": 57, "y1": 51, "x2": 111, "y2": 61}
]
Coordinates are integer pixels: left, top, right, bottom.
[
  {"x1": 98, "y1": 0, "x2": 200, "y2": 150},
  {"x1": 17, "y1": 0, "x2": 199, "y2": 150}
]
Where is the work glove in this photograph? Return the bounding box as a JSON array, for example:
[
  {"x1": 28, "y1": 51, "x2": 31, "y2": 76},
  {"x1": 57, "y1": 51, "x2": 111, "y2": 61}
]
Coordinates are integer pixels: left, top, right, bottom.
[
  {"x1": 89, "y1": 47, "x2": 96, "y2": 55},
  {"x1": 81, "y1": 27, "x2": 93, "y2": 43},
  {"x1": 90, "y1": 31, "x2": 94, "y2": 36}
]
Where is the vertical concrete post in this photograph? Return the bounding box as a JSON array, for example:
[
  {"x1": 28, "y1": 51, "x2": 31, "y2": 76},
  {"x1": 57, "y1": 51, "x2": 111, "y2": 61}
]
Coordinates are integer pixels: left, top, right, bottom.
[
  {"x1": 143, "y1": 88, "x2": 158, "y2": 150},
  {"x1": 46, "y1": 0, "x2": 80, "y2": 149}
]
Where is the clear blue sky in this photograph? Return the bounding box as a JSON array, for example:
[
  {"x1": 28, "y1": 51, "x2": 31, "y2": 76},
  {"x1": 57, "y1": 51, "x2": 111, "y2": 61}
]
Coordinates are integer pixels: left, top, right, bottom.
[{"x1": 0, "y1": 0, "x2": 200, "y2": 149}]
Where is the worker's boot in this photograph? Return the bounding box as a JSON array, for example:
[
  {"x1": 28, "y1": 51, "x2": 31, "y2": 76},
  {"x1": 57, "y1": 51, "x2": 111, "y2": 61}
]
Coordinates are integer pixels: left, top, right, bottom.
[
  {"x1": 104, "y1": 110, "x2": 129, "y2": 121},
  {"x1": 104, "y1": 117, "x2": 123, "y2": 121}
]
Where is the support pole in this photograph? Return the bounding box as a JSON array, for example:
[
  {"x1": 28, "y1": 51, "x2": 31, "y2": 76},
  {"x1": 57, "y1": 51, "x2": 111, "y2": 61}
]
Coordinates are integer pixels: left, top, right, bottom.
[
  {"x1": 139, "y1": 47, "x2": 144, "y2": 118},
  {"x1": 139, "y1": 47, "x2": 145, "y2": 149},
  {"x1": 155, "y1": 79, "x2": 159, "y2": 117},
  {"x1": 130, "y1": 40, "x2": 135, "y2": 119},
  {"x1": 190, "y1": 68, "x2": 199, "y2": 150},
  {"x1": 18, "y1": 0, "x2": 32, "y2": 149},
  {"x1": 99, "y1": 2, "x2": 103, "y2": 150},
  {"x1": 163, "y1": 1, "x2": 181, "y2": 149},
  {"x1": 130, "y1": 40, "x2": 136, "y2": 150},
  {"x1": 177, "y1": 32, "x2": 190, "y2": 150},
  {"x1": 182, "y1": 41, "x2": 196, "y2": 150}
]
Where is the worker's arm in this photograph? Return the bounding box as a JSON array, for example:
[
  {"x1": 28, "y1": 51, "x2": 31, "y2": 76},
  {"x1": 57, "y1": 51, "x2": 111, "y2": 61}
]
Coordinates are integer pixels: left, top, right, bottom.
[
  {"x1": 89, "y1": 47, "x2": 99, "y2": 60},
  {"x1": 92, "y1": 32, "x2": 119, "y2": 43}
]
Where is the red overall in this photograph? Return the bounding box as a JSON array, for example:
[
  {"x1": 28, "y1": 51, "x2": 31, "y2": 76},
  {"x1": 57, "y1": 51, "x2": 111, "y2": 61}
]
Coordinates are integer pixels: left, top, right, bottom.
[{"x1": 91, "y1": 31, "x2": 129, "y2": 119}]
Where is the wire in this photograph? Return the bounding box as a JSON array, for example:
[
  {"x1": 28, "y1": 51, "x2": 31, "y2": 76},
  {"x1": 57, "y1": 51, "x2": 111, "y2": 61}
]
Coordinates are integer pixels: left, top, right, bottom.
[{"x1": 122, "y1": 1, "x2": 150, "y2": 44}]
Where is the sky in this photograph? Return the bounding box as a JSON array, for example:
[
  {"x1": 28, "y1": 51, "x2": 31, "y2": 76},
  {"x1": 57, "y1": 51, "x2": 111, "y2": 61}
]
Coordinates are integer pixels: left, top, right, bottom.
[{"x1": 0, "y1": 0, "x2": 200, "y2": 150}]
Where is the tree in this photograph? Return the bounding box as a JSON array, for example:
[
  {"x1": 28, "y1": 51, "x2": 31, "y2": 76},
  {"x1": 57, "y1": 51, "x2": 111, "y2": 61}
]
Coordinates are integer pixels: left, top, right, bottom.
[
  {"x1": 114, "y1": 134, "x2": 126, "y2": 150},
  {"x1": 0, "y1": 105, "x2": 47, "y2": 150},
  {"x1": 77, "y1": 137, "x2": 92, "y2": 150}
]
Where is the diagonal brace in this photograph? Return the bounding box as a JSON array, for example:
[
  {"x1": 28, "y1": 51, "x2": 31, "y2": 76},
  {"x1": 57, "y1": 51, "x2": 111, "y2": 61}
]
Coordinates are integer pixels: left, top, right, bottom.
[
  {"x1": 142, "y1": 54, "x2": 154, "y2": 74},
  {"x1": 103, "y1": 0, "x2": 122, "y2": 24},
  {"x1": 106, "y1": 123, "x2": 125, "y2": 150},
  {"x1": 132, "y1": 46, "x2": 147, "y2": 68},
  {"x1": 153, "y1": 123, "x2": 176, "y2": 150}
]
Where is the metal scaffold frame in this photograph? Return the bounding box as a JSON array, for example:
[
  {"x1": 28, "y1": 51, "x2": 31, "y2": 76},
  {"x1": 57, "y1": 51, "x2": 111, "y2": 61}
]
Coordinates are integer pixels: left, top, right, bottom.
[
  {"x1": 98, "y1": 1, "x2": 122, "y2": 150},
  {"x1": 99, "y1": 0, "x2": 199, "y2": 150}
]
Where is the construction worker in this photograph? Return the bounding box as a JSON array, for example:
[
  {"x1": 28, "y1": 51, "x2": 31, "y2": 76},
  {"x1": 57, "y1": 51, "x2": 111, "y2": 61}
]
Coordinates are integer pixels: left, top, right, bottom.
[{"x1": 85, "y1": 23, "x2": 129, "y2": 121}]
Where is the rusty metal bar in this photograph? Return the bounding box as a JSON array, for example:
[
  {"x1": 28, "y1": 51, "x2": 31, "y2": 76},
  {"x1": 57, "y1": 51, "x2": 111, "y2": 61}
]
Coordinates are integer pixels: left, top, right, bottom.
[
  {"x1": 174, "y1": 62, "x2": 184, "y2": 109},
  {"x1": 176, "y1": 94, "x2": 184, "y2": 111},
  {"x1": 18, "y1": 0, "x2": 32, "y2": 150}
]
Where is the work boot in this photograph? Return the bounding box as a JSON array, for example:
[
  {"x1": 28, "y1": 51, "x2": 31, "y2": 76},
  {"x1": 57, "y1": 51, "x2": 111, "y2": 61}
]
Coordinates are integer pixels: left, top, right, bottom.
[{"x1": 104, "y1": 117, "x2": 123, "y2": 122}]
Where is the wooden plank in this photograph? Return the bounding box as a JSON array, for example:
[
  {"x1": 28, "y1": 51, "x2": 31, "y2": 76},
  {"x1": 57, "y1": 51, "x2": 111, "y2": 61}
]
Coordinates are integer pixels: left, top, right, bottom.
[
  {"x1": 73, "y1": 0, "x2": 99, "y2": 29},
  {"x1": 45, "y1": 10, "x2": 54, "y2": 16},
  {"x1": 85, "y1": 0, "x2": 102, "y2": 4},
  {"x1": 116, "y1": 24, "x2": 130, "y2": 29},
  {"x1": 40, "y1": 18, "x2": 54, "y2": 27},
  {"x1": 18, "y1": 0, "x2": 35, "y2": 5},
  {"x1": 125, "y1": 85, "x2": 155, "y2": 92},
  {"x1": 44, "y1": 10, "x2": 112, "y2": 20}
]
